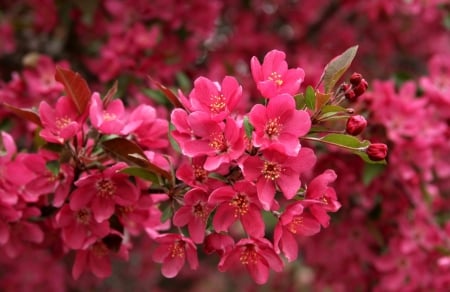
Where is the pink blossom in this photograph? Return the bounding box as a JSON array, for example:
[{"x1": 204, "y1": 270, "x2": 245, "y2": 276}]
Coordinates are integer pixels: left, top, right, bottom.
[
  {"x1": 218, "y1": 237, "x2": 283, "y2": 285},
  {"x1": 152, "y1": 233, "x2": 198, "y2": 278},
  {"x1": 173, "y1": 188, "x2": 212, "y2": 243},
  {"x1": 55, "y1": 205, "x2": 110, "y2": 249},
  {"x1": 242, "y1": 146, "x2": 316, "y2": 210},
  {"x1": 39, "y1": 96, "x2": 81, "y2": 144},
  {"x1": 89, "y1": 92, "x2": 127, "y2": 134},
  {"x1": 251, "y1": 49, "x2": 305, "y2": 98},
  {"x1": 273, "y1": 202, "x2": 321, "y2": 261},
  {"x1": 249, "y1": 93, "x2": 311, "y2": 156},
  {"x1": 305, "y1": 169, "x2": 341, "y2": 227},
  {"x1": 204, "y1": 232, "x2": 235, "y2": 256},
  {"x1": 209, "y1": 180, "x2": 265, "y2": 238},
  {"x1": 126, "y1": 104, "x2": 169, "y2": 149},
  {"x1": 69, "y1": 163, "x2": 140, "y2": 222},
  {"x1": 188, "y1": 76, "x2": 242, "y2": 121},
  {"x1": 176, "y1": 156, "x2": 226, "y2": 191},
  {"x1": 172, "y1": 110, "x2": 245, "y2": 171}
]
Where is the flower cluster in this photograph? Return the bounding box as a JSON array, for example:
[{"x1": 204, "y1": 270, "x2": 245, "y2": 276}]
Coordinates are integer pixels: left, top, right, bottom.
[{"x1": 0, "y1": 46, "x2": 385, "y2": 286}]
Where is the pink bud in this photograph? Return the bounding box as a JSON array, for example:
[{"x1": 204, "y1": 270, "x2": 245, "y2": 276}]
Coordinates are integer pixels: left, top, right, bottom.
[
  {"x1": 345, "y1": 90, "x2": 356, "y2": 101},
  {"x1": 367, "y1": 143, "x2": 388, "y2": 161},
  {"x1": 346, "y1": 115, "x2": 367, "y2": 135},
  {"x1": 353, "y1": 79, "x2": 368, "y2": 97},
  {"x1": 349, "y1": 72, "x2": 363, "y2": 86}
]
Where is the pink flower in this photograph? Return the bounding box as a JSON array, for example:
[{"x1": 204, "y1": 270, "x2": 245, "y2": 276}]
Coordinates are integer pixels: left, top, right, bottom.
[
  {"x1": 209, "y1": 180, "x2": 265, "y2": 238},
  {"x1": 249, "y1": 93, "x2": 311, "y2": 156},
  {"x1": 188, "y1": 76, "x2": 242, "y2": 121},
  {"x1": 22, "y1": 151, "x2": 73, "y2": 207},
  {"x1": 305, "y1": 169, "x2": 341, "y2": 227},
  {"x1": 69, "y1": 163, "x2": 140, "y2": 222},
  {"x1": 242, "y1": 146, "x2": 316, "y2": 210},
  {"x1": 273, "y1": 202, "x2": 321, "y2": 261},
  {"x1": 39, "y1": 96, "x2": 81, "y2": 144},
  {"x1": 72, "y1": 239, "x2": 128, "y2": 279},
  {"x1": 173, "y1": 188, "x2": 212, "y2": 243},
  {"x1": 176, "y1": 156, "x2": 226, "y2": 191},
  {"x1": 218, "y1": 237, "x2": 283, "y2": 285},
  {"x1": 126, "y1": 104, "x2": 169, "y2": 149},
  {"x1": 89, "y1": 92, "x2": 126, "y2": 134},
  {"x1": 172, "y1": 110, "x2": 245, "y2": 171},
  {"x1": 251, "y1": 49, "x2": 305, "y2": 98},
  {"x1": 204, "y1": 232, "x2": 234, "y2": 256},
  {"x1": 152, "y1": 233, "x2": 198, "y2": 278},
  {"x1": 55, "y1": 205, "x2": 110, "y2": 249}
]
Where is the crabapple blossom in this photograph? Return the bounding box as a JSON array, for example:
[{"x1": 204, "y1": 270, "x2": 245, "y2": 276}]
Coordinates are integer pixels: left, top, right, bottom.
[
  {"x1": 249, "y1": 93, "x2": 311, "y2": 156},
  {"x1": 273, "y1": 202, "x2": 321, "y2": 262},
  {"x1": 152, "y1": 233, "x2": 198, "y2": 278},
  {"x1": 218, "y1": 237, "x2": 283, "y2": 285},
  {"x1": 187, "y1": 76, "x2": 242, "y2": 121},
  {"x1": 209, "y1": 180, "x2": 265, "y2": 238},
  {"x1": 39, "y1": 96, "x2": 82, "y2": 144},
  {"x1": 251, "y1": 49, "x2": 305, "y2": 98},
  {"x1": 69, "y1": 163, "x2": 140, "y2": 222},
  {"x1": 89, "y1": 92, "x2": 127, "y2": 135},
  {"x1": 173, "y1": 188, "x2": 212, "y2": 244},
  {"x1": 241, "y1": 146, "x2": 316, "y2": 210}
]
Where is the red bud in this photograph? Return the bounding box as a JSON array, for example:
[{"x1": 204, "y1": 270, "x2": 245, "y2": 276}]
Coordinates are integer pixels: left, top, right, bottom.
[
  {"x1": 349, "y1": 72, "x2": 363, "y2": 86},
  {"x1": 367, "y1": 143, "x2": 388, "y2": 161},
  {"x1": 346, "y1": 115, "x2": 367, "y2": 135}
]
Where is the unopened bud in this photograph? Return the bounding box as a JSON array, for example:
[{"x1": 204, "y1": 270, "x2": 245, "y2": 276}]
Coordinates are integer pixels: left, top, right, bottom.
[
  {"x1": 367, "y1": 143, "x2": 388, "y2": 161},
  {"x1": 353, "y1": 79, "x2": 368, "y2": 97},
  {"x1": 345, "y1": 90, "x2": 356, "y2": 101},
  {"x1": 346, "y1": 115, "x2": 367, "y2": 135},
  {"x1": 349, "y1": 72, "x2": 363, "y2": 86}
]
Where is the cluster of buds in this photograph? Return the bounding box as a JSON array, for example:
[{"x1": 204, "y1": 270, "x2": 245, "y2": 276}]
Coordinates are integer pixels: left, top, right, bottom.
[{"x1": 341, "y1": 72, "x2": 369, "y2": 102}]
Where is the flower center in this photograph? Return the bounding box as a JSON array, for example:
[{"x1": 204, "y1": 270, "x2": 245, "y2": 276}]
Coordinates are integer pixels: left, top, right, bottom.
[
  {"x1": 55, "y1": 116, "x2": 72, "y2": 129},
  {"x1": 170, "y1": 241, "x2": 185, "y2": 259},
  {"x1": 268, "y1": 72, "x2": 283, "y2": 86},
  {"x1": 103, "y1": 111, "x2": 116, "y2": 121},
  {"x1": 229, "y1": 193, "x2": 249, "y2": 218},
  {"x1": 209, "y1": 131, "x2": 228, "y2": 152},
  {"x1": 193, "y1": 165, "x2": 207, "y2": 183},
  {"x1": 264, "y1": 117, "x2": 282, "y2": 138},
  {"x1": 210, "y1": 94, "x2": 226, "y2": 114},
  {"x1": 76, "y1": 208, "x2": 91, "y2": 225},
  {"x1": 287, "y1": 215, "x2": 303, "y2": 234},
  {"x1": 262, "y1": 161, "x2": 282, "y2": 180},
  {"x1": 96, "y1": 178, "x2": 117, "y2": 198},
  {"x1": 193, "y1": 202, "x2": 209, "y2": 222},
  {"x1": 239, "y1": 245, "x2": 259, "y2": 265},
  {"x1": 91, "y1": 242, "x2": 109, "y2": 258}
]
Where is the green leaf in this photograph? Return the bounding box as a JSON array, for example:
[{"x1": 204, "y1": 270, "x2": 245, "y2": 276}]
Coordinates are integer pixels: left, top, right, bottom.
[
  {"x1": 321, "y1": 133, "x2": 369, "y2": 149},
  {"x1": 168, "y1": 122, "x2": 181, "y2": 153},
  {"x1": 320, "y1": 105, "x2": 346, "y2": 114},
  {"x1": 161, "y1": 204, "x2": 173, "y2": 223},
  {"x1": 120, "y1": 167, "x2": 160, "y2": 185},
  {"x1": 363, "y1": 163, "x2": 386, "y2": 185},
  {"x1": 294, "y1": 93, "x2": 305, "y2": 110},
  {"x1": 46, "y1": 160, "x2": 60, "y2": 176},
  {"x1": 55, "y1": 66, "x2": 92, "y2": 114},
  {"x1": 175, "y1": 72, "x2": 191, "y2": 92},
  {"x1": 305, "y1": 85, "x2": 316, "y2": 110},
  {"x1": 243, "y1": 116, "x2": 254, "y2": 139},
  {"x1": 321, "y1": 45, "x2": 358, "y2": 93}
]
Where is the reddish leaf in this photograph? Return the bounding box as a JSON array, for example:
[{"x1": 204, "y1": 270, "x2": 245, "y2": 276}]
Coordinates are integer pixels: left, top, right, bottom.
[
  {"x1": 102, "y1": 137, "x2": 171, "y2": 179},
  {"x1": 148, "y1": 76, "x2": 183, "y2": 108},
  {"x1": 103, "y1": 80, "x2": 118, "y2": 107},
  {"x1": 55, "y1": 66, "x2": 92, "y2": 114},
  {"x1": 3, "y1": 103, "x2": 43, "y2": 127}
]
